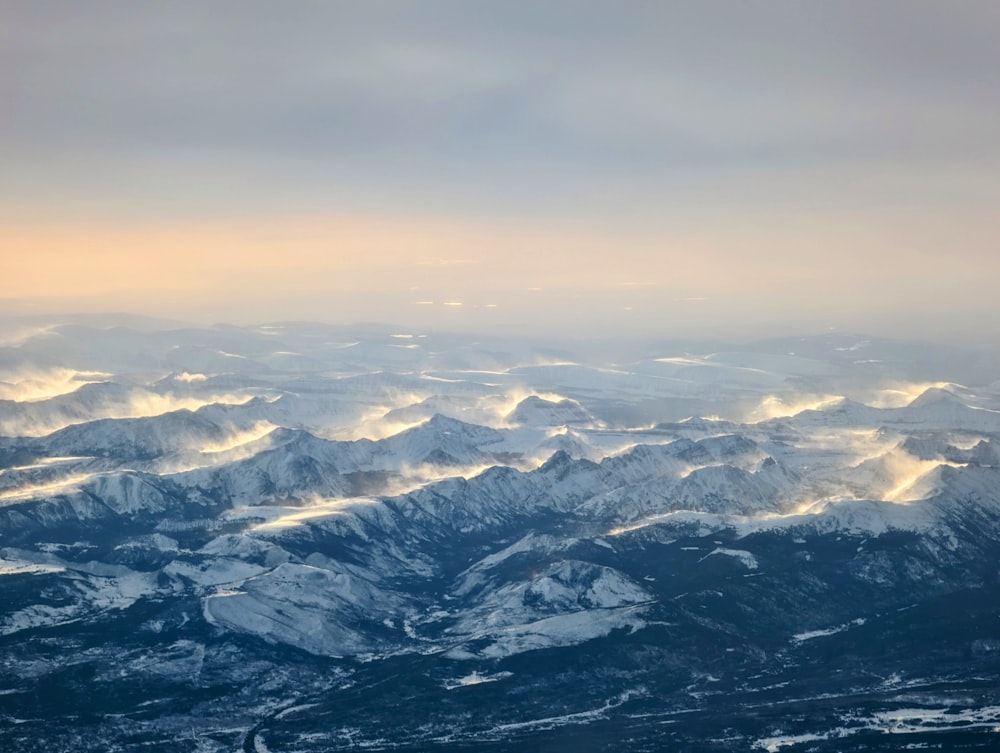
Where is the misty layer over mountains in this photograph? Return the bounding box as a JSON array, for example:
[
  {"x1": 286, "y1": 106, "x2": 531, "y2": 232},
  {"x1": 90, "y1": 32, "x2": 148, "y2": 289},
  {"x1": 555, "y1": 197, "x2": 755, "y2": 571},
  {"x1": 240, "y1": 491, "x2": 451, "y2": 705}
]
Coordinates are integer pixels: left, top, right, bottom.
[{"x1": 3, "y1": 320, "x2": 1000, "y2": 751}]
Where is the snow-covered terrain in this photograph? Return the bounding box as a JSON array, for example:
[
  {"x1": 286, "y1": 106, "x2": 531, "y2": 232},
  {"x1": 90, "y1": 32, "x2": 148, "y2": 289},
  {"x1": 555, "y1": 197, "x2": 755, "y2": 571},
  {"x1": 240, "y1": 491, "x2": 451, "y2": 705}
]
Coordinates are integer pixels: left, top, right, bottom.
[{"x1": 3, "y1": 320, "x2": 1000, "y2": 751}]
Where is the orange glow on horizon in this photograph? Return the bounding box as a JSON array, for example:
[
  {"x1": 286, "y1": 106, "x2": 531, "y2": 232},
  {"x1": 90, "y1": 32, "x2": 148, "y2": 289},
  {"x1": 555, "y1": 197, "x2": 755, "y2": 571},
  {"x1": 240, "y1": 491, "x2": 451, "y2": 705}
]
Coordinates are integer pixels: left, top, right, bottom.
[{"x1": 3, "y1": 205, "x2": 998, "y2": 333}]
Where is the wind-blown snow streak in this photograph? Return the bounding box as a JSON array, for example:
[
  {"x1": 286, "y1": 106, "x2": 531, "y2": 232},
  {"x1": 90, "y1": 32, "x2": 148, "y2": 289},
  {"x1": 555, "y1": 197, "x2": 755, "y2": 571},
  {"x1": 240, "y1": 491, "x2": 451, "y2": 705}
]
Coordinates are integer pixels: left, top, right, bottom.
[
  {"x1": 0, "y1": 368, "x2": 112, "y2": 402},
  {"x1": 198, "y1": 422, "x2": 278, "y2": 454}
]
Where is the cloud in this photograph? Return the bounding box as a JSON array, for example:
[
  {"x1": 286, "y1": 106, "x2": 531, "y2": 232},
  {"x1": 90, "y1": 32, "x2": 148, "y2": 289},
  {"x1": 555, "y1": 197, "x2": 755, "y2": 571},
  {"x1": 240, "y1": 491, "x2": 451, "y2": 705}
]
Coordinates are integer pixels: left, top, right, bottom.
[
  {"x1": 2, "y1": 3, "x2": 999, "y2": 341},
  {"x1": 4, "y1": 2, "x2": 999, "y2": 215}
]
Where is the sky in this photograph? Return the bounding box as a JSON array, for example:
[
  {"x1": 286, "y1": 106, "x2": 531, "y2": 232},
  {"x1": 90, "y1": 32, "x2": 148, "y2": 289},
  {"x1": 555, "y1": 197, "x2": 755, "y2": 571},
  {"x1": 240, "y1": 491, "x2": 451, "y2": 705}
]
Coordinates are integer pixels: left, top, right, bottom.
[{"x1": 2, "y1": 1, "x2": 999, "y2": 341}]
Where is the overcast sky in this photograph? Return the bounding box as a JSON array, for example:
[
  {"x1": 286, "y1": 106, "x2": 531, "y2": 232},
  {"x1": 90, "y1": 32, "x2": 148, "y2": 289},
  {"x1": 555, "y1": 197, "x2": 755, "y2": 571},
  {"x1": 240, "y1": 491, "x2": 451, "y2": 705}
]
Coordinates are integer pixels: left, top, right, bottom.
[{"x1": 2, "y1": 1, "x2": 999, "y2": 340}]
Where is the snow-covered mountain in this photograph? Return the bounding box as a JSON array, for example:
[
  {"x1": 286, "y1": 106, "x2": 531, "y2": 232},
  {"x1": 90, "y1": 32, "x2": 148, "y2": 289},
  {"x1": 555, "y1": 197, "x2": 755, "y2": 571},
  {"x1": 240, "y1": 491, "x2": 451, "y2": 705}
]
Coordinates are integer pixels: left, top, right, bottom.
[
  {"x1": 3, "y1": 321, "x2": 1000, "y2": 752},
  {"x1": 506, "y1": 395, "x2": 593, "y2": 426}
]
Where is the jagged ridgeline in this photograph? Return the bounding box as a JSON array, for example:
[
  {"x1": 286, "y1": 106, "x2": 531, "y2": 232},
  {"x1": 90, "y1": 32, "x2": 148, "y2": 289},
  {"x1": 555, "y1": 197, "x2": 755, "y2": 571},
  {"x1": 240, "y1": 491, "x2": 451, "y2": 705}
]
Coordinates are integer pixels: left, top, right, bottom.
[{"x1": 3, "y1": 323, "x2": 1000, "y2": 751}]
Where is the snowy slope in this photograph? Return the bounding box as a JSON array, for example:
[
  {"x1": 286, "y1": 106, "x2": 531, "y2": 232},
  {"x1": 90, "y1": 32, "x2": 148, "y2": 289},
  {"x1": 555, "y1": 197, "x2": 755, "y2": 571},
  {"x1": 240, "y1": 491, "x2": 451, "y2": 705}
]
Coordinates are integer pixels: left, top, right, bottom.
[{"x1": 5, "y1": 323, "x2": 1000, "y2": 752}]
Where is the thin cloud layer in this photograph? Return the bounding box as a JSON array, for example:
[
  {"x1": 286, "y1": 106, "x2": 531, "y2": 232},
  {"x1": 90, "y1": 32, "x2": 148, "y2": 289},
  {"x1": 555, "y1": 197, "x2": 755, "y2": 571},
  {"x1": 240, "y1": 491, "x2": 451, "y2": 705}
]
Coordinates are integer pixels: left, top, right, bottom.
[{"x1": 1, "y1": 2, "x2": 998, "y2": 340}]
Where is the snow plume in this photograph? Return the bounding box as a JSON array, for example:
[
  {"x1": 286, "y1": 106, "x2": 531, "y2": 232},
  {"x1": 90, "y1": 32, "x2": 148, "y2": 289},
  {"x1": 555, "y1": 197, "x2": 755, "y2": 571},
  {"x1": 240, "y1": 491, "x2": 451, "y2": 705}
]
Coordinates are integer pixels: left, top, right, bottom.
[
  {"x1": 172, "y1": 372, "x2": 209, "y2": 383},
  {"x1": 856, "y1": 446, "x2": 962, "y2": 503},
  {"x1": 0, "y1": 368, "x2": 111, "y2": 402},
  {"x1": 0, "y1": 473, "x2": 95, "y2": 501},
  {"x1": 744, "y1": 382, "x2": 967, "y2": 422},
  {"x1": 246, "y1": 495, "x2": 380, "y2": 532},
  {"x1": 0, "y1": 386, "x2": 260, "y2": 437},
  {"x1": 0, "y1": 323, "x2": 57, "y2": 348},
  {"x1": 158, "y1": 421, "x2": 283, "y2": 474},
  {"x1": 862, "y1": 381, "x2": 959, "y2": 409},
  {"x1": 802, "y1": 428, "x2": 892, "y2": 461},
  {"x1": 336, "y1": 400, "x2": 430, "y2": 441},
  {"x1": 197, "y1": 421, "x2": 278, "y2": 455},
  {"x1": 412, "y1": 389, "x2": 557, "y2": 430},
  {"x1": 745, "y1": 393, "x2": 844, "y2": 422},
  {"x1": 882, "y1": 459, "x2": 959, "y2": 503},
  {"x1": 120, "y1": 391, "x2": 256, "y2": 421},
  {"x1": 333, "y1": 387, "x2": 582, "y2": 440}
]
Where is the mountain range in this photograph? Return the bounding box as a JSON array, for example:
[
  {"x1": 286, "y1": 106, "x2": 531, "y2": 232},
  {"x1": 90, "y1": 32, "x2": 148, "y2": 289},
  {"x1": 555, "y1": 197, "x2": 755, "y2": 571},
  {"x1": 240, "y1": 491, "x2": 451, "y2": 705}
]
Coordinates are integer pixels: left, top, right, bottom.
[{"x1": 2, "y1": 321, "x2": 1000, "y2": 751}]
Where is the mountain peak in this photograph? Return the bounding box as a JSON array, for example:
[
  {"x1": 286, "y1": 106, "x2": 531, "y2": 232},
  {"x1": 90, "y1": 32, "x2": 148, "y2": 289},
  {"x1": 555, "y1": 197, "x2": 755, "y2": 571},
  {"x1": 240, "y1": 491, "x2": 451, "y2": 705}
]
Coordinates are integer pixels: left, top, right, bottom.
[
  {"x1": 506, "y1": 395, "x2": 591, "y2": 426},
  {"x1": 907, "y1": 387, "x2": 966, "y2": 410}
]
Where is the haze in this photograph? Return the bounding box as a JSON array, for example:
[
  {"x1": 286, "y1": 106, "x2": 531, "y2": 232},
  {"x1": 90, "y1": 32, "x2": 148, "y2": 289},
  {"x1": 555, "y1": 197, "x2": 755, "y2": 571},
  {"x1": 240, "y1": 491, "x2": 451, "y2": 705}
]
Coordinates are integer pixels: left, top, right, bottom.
[{"x1": 2, "y1": 2, "x2": 999, "y2": 342}]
